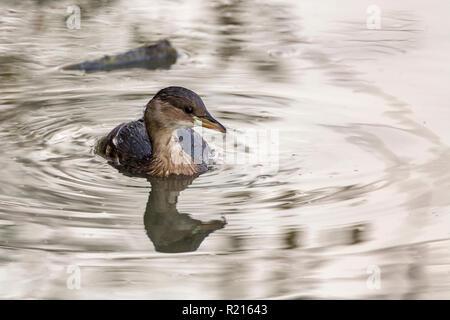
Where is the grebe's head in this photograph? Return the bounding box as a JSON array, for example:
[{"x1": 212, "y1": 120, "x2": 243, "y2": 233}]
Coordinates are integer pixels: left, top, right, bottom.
[{"x1": 145, "y1": 86, "x2": 226, "y2": 133}]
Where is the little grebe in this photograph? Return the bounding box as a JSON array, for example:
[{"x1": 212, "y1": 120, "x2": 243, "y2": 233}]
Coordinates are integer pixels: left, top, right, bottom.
[{"x1": 97, "y1": 87, "x2": 226, "y2": 177}]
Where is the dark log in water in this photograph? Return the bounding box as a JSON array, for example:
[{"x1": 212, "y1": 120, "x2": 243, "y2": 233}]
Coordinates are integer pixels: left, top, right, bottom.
[{"x1": 63, "y1": 39, "x2": 177, "y2": 72}]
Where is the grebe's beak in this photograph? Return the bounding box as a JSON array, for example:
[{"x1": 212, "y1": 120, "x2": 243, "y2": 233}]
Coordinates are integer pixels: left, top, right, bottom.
[{"x1": 193, "y1": 115, "x2": 226, "y2": 133}]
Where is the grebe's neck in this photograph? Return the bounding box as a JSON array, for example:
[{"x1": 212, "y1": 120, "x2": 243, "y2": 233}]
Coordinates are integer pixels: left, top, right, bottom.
[
  {"x1": 143, "y1": 99, "x2": 203, "y2": 177},
  {"x1": 146, "y1": 127, "x2": 199, "y2": 177}
]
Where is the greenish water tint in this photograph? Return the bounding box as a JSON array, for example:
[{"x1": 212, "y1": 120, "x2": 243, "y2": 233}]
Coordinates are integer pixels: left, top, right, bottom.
[{"x1": 0, "y1": 0, "x2": 449, "y2": 299}]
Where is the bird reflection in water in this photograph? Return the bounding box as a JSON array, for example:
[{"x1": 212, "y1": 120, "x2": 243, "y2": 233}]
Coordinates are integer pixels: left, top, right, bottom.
[
  {"x1": 144, "y1": 175, "x2": 226, "y2": 253},
  {"x1": 96, "y1": 87, "x2": 228, "y2": 253}
]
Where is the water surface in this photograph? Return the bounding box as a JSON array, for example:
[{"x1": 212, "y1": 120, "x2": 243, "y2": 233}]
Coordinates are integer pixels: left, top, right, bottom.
[{"x1": 0, "y1": 0, "x2": 449, "y2": 299}]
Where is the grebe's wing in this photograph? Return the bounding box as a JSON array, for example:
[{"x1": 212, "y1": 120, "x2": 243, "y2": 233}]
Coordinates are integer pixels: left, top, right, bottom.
[{"x1": 96, "y1": 119, "x2": 152, "y2": 166}]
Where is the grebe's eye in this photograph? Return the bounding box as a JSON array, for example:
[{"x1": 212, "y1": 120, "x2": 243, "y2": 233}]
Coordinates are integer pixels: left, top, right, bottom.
[{"x1": 184, "y1": 105, "x2": 193, "y2": 114}]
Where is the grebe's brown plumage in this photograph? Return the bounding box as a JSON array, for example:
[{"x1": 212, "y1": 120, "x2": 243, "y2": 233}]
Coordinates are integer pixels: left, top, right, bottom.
[{"x1": 97, "y1": 87, "x2": 226, "y2": 177}]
